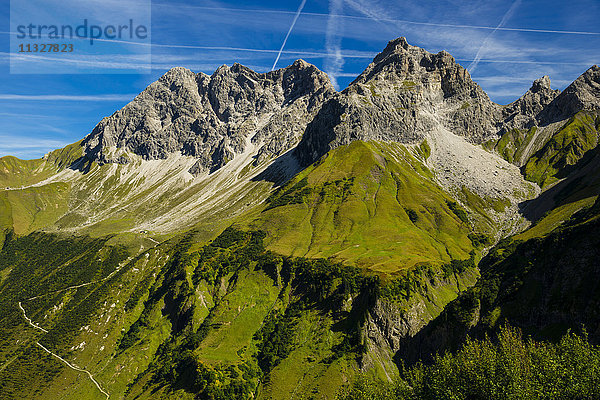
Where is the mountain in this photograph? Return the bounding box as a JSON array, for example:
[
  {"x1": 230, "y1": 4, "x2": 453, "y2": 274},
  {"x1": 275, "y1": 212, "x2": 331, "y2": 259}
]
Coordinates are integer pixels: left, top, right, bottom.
[
  {"x1": 82, "y1": 61, "x2": 333, "y2": 172},
  {"x1": 1, "y1": 37, "x2": 600, "y2": 400}
]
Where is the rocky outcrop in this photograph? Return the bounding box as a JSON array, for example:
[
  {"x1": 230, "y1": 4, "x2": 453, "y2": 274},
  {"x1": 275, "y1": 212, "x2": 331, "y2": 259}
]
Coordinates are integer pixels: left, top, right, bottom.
[
  {"x1": 80, "y1": 38, "x2": 600, "y2": 175},
  {"x1": 82, "y1": 60, "x2": 334, "y2": 174},
  {"x1": 492, "y1": 66, "x2": 600, "y2": 167},
  {"x1": 360, "y1": 266, "x2": 480, "y2": 377}
]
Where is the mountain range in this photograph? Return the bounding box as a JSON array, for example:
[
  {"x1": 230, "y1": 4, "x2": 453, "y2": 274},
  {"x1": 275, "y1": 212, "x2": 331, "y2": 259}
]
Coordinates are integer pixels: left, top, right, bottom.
[{"x1": 0, "y1": 37, "x2": 599, "y2": 399}]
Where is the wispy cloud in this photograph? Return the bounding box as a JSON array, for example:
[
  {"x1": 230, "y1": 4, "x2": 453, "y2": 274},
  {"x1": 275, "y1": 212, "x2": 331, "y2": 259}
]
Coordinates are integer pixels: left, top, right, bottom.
[
  {"x1": 458, "y1": 58, "x2": 594, "y2": 66},
  {"x1": 0, "y1": 112, "x2": 65, "y2": 119},
  {"x1": 2, "y1": 50, "x2": 152, "y2": 72},
  {"x1": 0, "y1": 137, "x2": 67, "y2": 149},
  {"x1": 472, "y1": 75, "x2": 571, "y2": 87},
  {"x1": 271, "y1": 0, "x2": 307, "y2": 70},
  {"x1": 343, "y1": 0, "x2": 396, "y2": 34},
  {"x1": 0, "y1": 94, "x2": 136, "y2": 101},
  {"x1": 0, "y1": 136, "x2": 69, "y2": 159},
  {"x1": 468, "y1": 0, "x2": 522, "y2": 73}
]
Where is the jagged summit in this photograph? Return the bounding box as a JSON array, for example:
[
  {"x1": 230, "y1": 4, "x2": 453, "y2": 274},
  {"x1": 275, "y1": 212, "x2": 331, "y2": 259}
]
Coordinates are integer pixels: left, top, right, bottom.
[
  {"x1": 352, "y1": 37, "x2": 475, "y2": 93},
  {"x1": 531, "y1": 75, "x2": 552, "y2": 92},
  {"x1": 82, "y1": 59, "x2": 333, "y2": 174},
  {"x1": 295, "y1": 37, "x2": 502, "y2": 166},
  {"x1": 498, "y1": 75, "x2": 561, "y2": 137}
]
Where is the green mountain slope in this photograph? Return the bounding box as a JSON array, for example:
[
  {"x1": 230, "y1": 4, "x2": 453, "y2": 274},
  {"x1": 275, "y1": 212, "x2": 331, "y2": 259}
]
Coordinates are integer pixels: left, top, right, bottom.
[
  {"x1": 0, "y1": 141, "x2": 83, "y2": 238},
  {"x1": 0, "y1": 223, "x2": 479, "y2": 399},
  {"x1": 394, "y1": 195, "x2": 600, "y2": 366},
  {"x1": 247, "y1": 141, "x2": 479, "y2": 275},
  {"x1": 523, "y1": 111, "x2": 600, "y2": 188}
]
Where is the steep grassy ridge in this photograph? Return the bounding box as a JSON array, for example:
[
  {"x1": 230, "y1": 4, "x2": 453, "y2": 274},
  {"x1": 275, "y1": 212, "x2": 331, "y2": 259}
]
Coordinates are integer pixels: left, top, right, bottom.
[
  {"x1": 524, "y1": 111, "x2": 600, "y2": 188},
  {"x1": 394, "y1": 195, "x2": 600, "y2": 365}
]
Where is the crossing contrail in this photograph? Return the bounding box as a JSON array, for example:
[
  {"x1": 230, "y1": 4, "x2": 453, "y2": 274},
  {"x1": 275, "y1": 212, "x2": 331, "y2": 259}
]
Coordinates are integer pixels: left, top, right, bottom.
[
  {"x1": 271, "y1": 0, "x2": 307, "y2": 71},
  {"x1": 468, "y1": 0, "x2": 522, "y2": 73}
]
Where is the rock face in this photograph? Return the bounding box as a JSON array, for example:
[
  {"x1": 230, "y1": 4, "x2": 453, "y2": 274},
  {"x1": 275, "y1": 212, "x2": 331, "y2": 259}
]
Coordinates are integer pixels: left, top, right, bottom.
[
  {"x1": 500, "y1": 66, "x2": 599, "y2": 134},
  {"x1": 499, "y1": 76, "x2": 561, "y2": 135},
  {"x1": 82, "y1": 60, "x2": 334, "y2": 174},
  {"x1": 360, "y1": 266, "x2": 480, "y2": 376},
  {"x1": 295, "y1": 38, "x2": 503, "y2": 165},
  {"x1": 537, "y1": 65, "x2": 600, "y2": 124},
  {"x1": 491, "y1": 66, "x2": 600, "y2": 167}
]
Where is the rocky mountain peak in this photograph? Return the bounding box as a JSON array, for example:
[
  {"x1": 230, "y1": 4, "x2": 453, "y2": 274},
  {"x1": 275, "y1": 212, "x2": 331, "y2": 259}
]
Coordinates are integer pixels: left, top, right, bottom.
[
  {"x1": 352, "y1": 37, "x2": 462, "y2": 87},
  {"x1": 373, "y1": 36, "x2": 411, "y2": 59},
  {"x1": 294, "y1": 38, "x2": 501, "y2": 166},
  {"x1": 81, "y1": 60, "x2": 334, "y2": 174},
  {"x1": 79, "y1": 37, "x2": 599, "y2": 179},
  {"x1": 499, "y1": 76, "x2": 561, "y2": 136},
  {"x1": 562, "y1": 65, "x2": 600, "y2": 108}
]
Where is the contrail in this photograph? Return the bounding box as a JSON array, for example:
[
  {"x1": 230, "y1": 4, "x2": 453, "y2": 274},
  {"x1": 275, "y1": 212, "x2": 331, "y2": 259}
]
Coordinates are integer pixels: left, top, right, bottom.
[
  {"x1": 151, "y1": 4, "x2": 600, "y2": 36},
  {"x1": 468, "y1": 0, "x2": 522, "y2": 73},
  {"x1": 325, "y1": 0, "x2": 344, "y2": 89},
  {"x1": 271, "y1": 0, "x2": 307, "y2": 71},
  {"x1": 343, "y1": 0, "x2": 394, "y2": 33},
  {"x1": 0, "y1": 32, "x2": 376, "y2": 58}
]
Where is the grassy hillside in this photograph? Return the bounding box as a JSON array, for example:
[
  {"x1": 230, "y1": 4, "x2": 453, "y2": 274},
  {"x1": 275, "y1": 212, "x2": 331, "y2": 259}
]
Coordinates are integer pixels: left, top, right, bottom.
[
  {"x1": 0, "y1": 141, "x2": 85, "y2": 237},
  {"x1": 0, "y1": 139, "x2": 499, "y2": 265},
  {"x1": 492, "y1": 126, "x2": 538, "y2": 165},
  {"x1": 247, "y1": 141, "x2": 477, "y2": 275},
  {"x1": 393, "y1": 194, "x2": 600, "y2": 368},
  {"x1": 3, "y1": 120, "x2": 598, "y2": 399},
  {"x1": 0, "y1": 183, "x2": 71, "y2": 235},
  {"x1": 0, "y1": 140, "x2": 83, "y2": 188},
  {"x1": 0, "y1": 232, "x2": 130, "y2": 399},
  {"x1": 485, "y1": 111, "x2": 600, "y2": 239}
]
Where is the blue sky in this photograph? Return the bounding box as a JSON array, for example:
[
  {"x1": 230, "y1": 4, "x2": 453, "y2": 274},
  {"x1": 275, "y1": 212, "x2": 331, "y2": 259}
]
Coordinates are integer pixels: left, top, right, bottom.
[{"x1": 0, "y1": 0, "x2": 599, "y2": 159}]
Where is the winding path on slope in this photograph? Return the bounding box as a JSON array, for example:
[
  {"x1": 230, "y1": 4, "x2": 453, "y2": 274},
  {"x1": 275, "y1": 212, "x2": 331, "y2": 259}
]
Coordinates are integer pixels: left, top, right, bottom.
[
  {"x1": 19, "y1": 302, "x2": 110, "y2": 399},
  {"x1": 14, "y1": 241, "x2": 162, "y2": 398},
  {"x1": 18, "y1": 300, "x2": 110, "y2": 399},
  {"x1": 15, "y1": 257, "x2": 138, "y2": 399}
]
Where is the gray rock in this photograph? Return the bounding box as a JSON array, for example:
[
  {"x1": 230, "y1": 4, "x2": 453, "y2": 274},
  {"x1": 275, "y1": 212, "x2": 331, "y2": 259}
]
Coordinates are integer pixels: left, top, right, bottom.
[
  {"x1": 498, "y1": 75, "x2": 561, "y2": 135},
  {"x1": 81, "y1": 37, "x2": 600, "y2": 174},
  {"x1": 537, "y1": 65, "x2": 600, "y2": 124},
  {"x1": 82, "y1": 60, "x2": 334, "y2": 174},
  {"x1": 295, "y1": 37, "x2": 503, "y2": 166}
]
